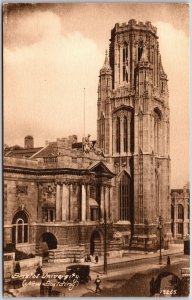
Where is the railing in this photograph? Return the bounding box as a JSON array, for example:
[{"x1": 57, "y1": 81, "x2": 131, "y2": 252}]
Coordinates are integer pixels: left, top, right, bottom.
[{"x1": 43, "y1": 157, "x2": 58, "y2": 164}]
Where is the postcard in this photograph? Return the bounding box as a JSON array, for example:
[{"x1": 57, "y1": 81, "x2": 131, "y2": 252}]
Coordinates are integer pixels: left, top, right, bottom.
[{"x1": 3, "y1": 2, "x2": 190, "y2": 297}]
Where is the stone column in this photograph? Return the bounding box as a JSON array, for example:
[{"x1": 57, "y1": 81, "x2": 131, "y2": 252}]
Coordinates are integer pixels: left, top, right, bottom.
[
  {"x1": 114, "y1": 43, "x2": 120, "y2": 88},
  {"x1": 62, "y1": 184, "x2": 68, "y2": 221},
  {"x1": 119, "y1": 44, "x2": 123, "y2": 84},
  {"x1": 128, "y1": 114, "x2": 131, "y2": 153},
  {"x1": 56, "y1": 184, "x2": 61, "y2": 221},
  {"x1": 112, "y1": 117, "x2": 116, "y2": 154},
  {"x1": 173, "y1": 203, "x2": 178, "y2": 238},
  {"x1": 86, "y1": 185, "x2": 90, "y2": 221},
  {"x1": 109, "y1": 115, "x2": 113, "y2": 156},
  {"x1": 120, "y1": 116, "x2": 124, "y2": 155},
  {"x1": 100, "y1": 186, "x2": 104, "y2": 219},
  {"x1": 81, "y1": 184, "x2": 86, "y2": 221},
  {"x1": 69, "y1": 184, "x2": 72, "y2": 221},
  {"x1": 37, "y1": 183, "x2": 42, "y2": 221},
  {"x1": 105, "y1": 187, "x2": 109, "y2": 220}
]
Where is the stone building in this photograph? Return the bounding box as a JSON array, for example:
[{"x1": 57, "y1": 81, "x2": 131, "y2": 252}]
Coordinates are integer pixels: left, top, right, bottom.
[
  {"x1": 171, "y1": 185, "x2": 190, "y2": 240},
  {"x1": 4, "y1": 20, "x2": 172, "y2": 260},
  {"x1": 4, "y1": 136, "x2": 117, "y2": 260},
  {"x1": 97, "y1": 20, "x2": 171, "y2": 250}
]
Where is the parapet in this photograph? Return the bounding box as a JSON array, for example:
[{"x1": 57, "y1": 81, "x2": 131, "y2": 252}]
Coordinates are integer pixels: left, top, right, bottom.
[
  {"x1": 112, "y1": 19, "x2": 157, "y2": 36},
  {"x1": 56, "y1": 135, "x2": 78, "y2": 149}
]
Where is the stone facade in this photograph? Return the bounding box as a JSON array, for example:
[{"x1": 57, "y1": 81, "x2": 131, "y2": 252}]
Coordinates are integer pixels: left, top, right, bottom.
[
  {"x1": 97, "y1": 20, "x2": 171, "y2": 250},
  {"x1": 4, "y1": 145, "x2": 117, "y2": 260},
  {"x1": 171, "y1": 185, "x2": 190, "y2": 240}
]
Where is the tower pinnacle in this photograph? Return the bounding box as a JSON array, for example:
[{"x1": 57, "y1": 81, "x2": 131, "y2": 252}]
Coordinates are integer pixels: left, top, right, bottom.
[{"x1": 100, "y1": 50, "x2": 112, "y2": 73}]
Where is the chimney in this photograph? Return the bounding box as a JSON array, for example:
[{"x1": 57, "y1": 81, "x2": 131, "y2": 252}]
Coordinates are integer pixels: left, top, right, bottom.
[{"x1": 24, "y1": 135, "x2": 34, "y2": 149}]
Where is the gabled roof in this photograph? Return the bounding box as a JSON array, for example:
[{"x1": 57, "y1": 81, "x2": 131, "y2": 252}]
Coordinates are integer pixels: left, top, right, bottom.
[
  {"x1": 5, "y1": 147, "x2": 43, "y2": 158},
  {"x1": 88, "y1": 161, "x2": 114, "y2": 177},
  {"x1": 31, "y1": 143, "x2": 58, "y2": 158}
]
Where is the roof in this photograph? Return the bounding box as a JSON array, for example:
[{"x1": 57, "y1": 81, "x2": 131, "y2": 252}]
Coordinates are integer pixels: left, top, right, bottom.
[
  {"x1": 31, "y1": 143, "x2": 58, "y2": 158},
  {"x1": 100, "y1": 50, "x2": 112, "y2": 74},
  {"x1": 88, "y1": 161, "x2": 115, "y2": 177},
  {"x1": 5, "y1": 147, "x2": 43, "y2": 158}
]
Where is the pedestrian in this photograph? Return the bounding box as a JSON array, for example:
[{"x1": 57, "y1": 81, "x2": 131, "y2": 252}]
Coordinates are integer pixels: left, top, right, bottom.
[
  {"x1": 94, "y1": 275, "x2": 101, "y2": 293},
  {"x1": 13, "y1": 262, "x2": 21, "y2": 289},
  {"x1": 95, "y1": 255, "x2": 99, "y2": 264},
  {"x1": 149, "y1": 277, "x2": 155, "y2": 296},
  {"x1": 167, "y1": 256, "x2": 171, "y2": 266},
  {"x1": 40, "y1": 282, "x2": 44, "y2": 296},
  {"x1": 35, "y1": 264, "x2": 43, "y2": 277},
  {"x1": 48, "y1": 284, "x2": 52, "y2": 296},
  {"x1": 14, "y1": 262, "x2": 21, "y2": 274}
]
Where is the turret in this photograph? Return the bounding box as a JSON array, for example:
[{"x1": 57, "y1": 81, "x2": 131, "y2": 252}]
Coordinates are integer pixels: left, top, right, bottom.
[
  {"x1": 97, "y1": 51, "x2": 113, "y2": 153},
  {"x1": 137, "y1": 45, "x2": 153, "y2": 102},
  {"x1": 99, "y1": 50, "x2": 112, "y2": 102}
]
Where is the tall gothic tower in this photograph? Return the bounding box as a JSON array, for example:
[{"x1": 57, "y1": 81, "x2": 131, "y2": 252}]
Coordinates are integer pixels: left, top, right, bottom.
[{"x1": 97, "y1": 20, "x2": 171, "y2": 251}]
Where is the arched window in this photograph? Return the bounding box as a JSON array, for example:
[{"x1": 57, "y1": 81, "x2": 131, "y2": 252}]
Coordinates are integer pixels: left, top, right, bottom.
[
  {"x1": 123, "y1": 43, "x2": 128, "y2": 82},
  {"x1": 138, "y1": 41, "x2": 143, "y2": 62},
  {"x1": 116, "y1": 117, "x2": 120, "y2": 153},
  {"x1": 119, "y1": 172, "x2": 131, "y2": 221},
  {"x1": 178, "y1": 223, "x2": 183, "y2": 235},
  {"x1": 154, "y1": 109, "x2": 161, "y2": 154},
  {"x1": 12, "y1": 210, "x2": 29, "y2": 244},
  {"x1": 124, "y1": 116, "x2": 128, "y2": 152},
  {"x1": 178, "y1": 204, "x2": 184, "y2": 220},
  {"x1": 171, "y1": 204, "x2": 174, "y2": 220}
]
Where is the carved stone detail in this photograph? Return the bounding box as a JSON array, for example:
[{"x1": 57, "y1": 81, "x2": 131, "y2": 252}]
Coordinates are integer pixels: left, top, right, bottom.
[{"x1": 16, "y1": 185, "x2": 28, "y2": 195}]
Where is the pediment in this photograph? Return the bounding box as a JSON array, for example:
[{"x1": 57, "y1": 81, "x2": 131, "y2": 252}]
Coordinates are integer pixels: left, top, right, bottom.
[{"x1": 88, "y1": 161, "x2": 114, "y2": 177}]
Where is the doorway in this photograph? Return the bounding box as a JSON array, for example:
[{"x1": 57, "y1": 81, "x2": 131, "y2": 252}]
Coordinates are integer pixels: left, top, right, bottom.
[{"x1": 90, "y1": 230, "x2": 102, "y2": 256}]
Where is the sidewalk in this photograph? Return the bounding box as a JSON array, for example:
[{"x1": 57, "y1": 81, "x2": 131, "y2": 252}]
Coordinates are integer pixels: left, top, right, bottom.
[
  {"x1": 5, "y1": 244, "x2": 186, "y2": 298},
  {"x1": 21, "y1": 244, "x2": 184, "y2": 275}
]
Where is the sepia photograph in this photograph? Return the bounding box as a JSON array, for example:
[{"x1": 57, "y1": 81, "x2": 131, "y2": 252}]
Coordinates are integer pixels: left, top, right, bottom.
[{"x1": 3, "y1": 2, "x2": 190, "y2": 297}]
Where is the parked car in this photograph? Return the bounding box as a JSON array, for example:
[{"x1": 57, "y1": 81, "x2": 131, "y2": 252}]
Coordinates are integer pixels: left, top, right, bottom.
[{"x1": 66, "y1": 265, "x2": 91, "y2": 283}]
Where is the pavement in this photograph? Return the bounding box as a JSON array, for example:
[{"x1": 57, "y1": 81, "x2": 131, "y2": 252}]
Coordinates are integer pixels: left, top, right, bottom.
[
  {"x1": 21, "y1": 243, "x2": 184, "y2": 275},
  {"x1": 4, "y1": 244, "x2": 185, "y2": 297}
]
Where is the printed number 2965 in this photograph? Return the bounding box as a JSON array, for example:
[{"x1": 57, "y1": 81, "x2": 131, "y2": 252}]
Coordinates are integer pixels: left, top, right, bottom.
[{"x1": 161, "y1": 290, "x2": 177, "y2": 295}]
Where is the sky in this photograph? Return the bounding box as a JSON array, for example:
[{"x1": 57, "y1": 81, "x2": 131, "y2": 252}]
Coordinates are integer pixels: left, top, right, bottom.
[{"x1": 3, "y1": 3, "x2": 189, "y2": 188}]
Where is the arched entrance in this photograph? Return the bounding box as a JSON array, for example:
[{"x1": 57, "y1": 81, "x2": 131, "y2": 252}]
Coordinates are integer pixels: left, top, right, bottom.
[
  {"x1": 41, "y1": 232, "x2": 57, "y2": 250},
  {"x1": 90, "y1": 230, "x2": 103, "y2": 256},
  {"x1": 153, "y1": 271, "x2": 181, "y2": 296}
]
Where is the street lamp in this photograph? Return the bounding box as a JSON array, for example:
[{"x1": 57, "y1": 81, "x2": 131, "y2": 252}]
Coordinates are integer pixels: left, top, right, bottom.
[
  {"x1": 103, "y1": 185, "x2": 107, "y2": 274},
  {"x1": 158, "y1": 216, "x2": 163, "y2": 265}
]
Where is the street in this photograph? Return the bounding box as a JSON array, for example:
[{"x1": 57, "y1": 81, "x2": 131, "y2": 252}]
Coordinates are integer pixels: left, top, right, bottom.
[
  {"x1": 83, "y1": 254, "x2": 190, "y2": 297},
  {"x1": 5, "y1": 253, "x2": 189, "y2": 297}
]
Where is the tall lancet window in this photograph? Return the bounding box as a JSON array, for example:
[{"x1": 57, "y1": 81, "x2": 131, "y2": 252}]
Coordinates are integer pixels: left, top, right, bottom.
[
  {"x1": 154, "y1": 109, "x2": 161, "y2": 154},
  {"x1": 138, "y1": 41, "x2": 143, "y2": 62},
  {"x1": 124, "y1": 116, "x2": 128, "y2": 152},
  {"x1": 101, "y1": 120, "x2": 105, "y2": 150},
  {"x1": 119, "y1": 172, "x2": 131, "y2": 221},
  {"x1": 116, "y1": 117, "x2": 120, "y2": 153},
  {"x1": 123, "y1": 43, "x2": 128, "y2": 82}
]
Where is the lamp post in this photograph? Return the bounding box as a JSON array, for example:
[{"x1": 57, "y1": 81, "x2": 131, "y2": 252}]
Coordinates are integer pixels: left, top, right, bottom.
[
  {"x1": 103, "y1": 186, "x2": 107, "y2": 274},
  {"x1": 158, "y1": 216, "x2": 163, "y2": 265}
]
